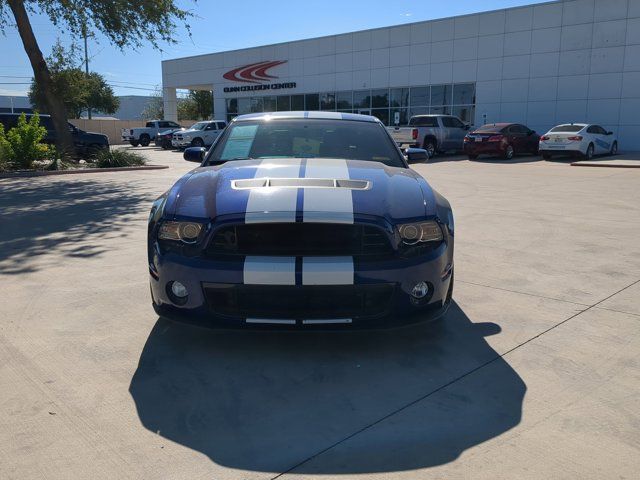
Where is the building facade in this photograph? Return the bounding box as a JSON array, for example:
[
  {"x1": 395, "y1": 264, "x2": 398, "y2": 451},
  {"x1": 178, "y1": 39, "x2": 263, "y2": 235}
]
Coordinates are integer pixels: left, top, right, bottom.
[{"x1": 162, "y1": 0, "x2": 640, "y2": 149}]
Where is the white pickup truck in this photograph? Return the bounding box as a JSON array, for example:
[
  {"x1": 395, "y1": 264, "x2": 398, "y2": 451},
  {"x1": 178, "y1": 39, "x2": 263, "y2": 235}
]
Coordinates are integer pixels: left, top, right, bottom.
[
  {"x1": 122, "y1": 120, "x2": 183, "y2": 147},
  {"x1": 387, "y1": 114, "x2": 471, "y2": 157}
]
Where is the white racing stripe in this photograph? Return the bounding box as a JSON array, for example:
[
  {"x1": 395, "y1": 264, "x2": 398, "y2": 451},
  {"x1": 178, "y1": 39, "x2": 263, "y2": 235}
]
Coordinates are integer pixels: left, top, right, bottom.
[
  {"x1": 302, "y1": 256, "x2": 354, "y2": 285},
  {"x1": 244, "y1": 256, "x2": 296, "y2": 285},
  {"x1": 303, "y1": 158, "x2": 354, "y2": 224},
  {"x1": 302, "y1": 319, "x2": 352, "y2": 325},
  {"x1": 246, "y1": 318, "x2": 296, "y2": 325},
  {"x1": 245, "y1": 159, "x2": 302, "y2": 223}
]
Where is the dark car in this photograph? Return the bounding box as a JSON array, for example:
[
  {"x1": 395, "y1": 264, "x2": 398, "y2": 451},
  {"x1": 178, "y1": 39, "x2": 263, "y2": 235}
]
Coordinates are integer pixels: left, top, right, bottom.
[
  {"x1": 463, "y1": 123, "x2": 539, "y2": 160},
  {"x1": 154, "y1": 127, "x2": 185, "y2": 150},
  {"x1": 148, "y1": 111, "x2": 454, "y2": 330},
  {"x1": 0, "y1": 113, "x2": 109, "y2": 155}
]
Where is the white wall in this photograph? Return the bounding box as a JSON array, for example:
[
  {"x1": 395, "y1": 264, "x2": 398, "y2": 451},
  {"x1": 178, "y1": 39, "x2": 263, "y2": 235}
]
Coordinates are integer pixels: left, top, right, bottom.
[{"x1": 162, "y1": 0, "x2": 640, "y2": 150}]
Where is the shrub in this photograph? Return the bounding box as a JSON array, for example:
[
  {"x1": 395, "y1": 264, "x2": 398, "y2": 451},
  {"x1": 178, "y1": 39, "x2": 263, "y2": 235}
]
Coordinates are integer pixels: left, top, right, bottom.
[
  {"x1": 0, "y1": 113, "x2": 53, "y2": 170},
  {"x1": 94, "y1": 149, "x2": 146, "y2": 168}
]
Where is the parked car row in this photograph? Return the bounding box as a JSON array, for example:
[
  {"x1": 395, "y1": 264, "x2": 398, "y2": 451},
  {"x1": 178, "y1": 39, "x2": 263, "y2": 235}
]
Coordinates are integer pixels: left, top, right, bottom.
[
  {"x1": 124, "y1": 119, "x2": 228, "y2": 151},
  {"x1": 387, "y1": 114, "x2": 618, "y2": 161}
]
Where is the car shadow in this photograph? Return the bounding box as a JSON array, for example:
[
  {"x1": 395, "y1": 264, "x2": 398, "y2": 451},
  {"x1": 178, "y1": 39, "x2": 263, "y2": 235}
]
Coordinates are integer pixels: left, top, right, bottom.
[
  {"x1": 129, "y1": 302, "x2": 525, "y2": 474},
  {"x1": 0, "y1": 178, "x2": 154, "y2": 274},
  {"x1": 469, "y1": 154, "x2": 542, "y2": 164}
]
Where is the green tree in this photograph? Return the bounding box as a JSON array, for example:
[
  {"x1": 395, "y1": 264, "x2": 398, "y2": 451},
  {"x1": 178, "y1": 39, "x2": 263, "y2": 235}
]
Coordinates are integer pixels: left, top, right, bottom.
[
  {"x1": 189, "y1": 90, "x2": 213, "y2": 119},
  {"x1": 28, "y1": 41, "x2": 120, "y2": 118},
  {"x1": 1, "y1": 0, "x2": 192, "y2": 154},
  {"x1": 141, "y1": 87, "x2": 164, "y2": 120}
]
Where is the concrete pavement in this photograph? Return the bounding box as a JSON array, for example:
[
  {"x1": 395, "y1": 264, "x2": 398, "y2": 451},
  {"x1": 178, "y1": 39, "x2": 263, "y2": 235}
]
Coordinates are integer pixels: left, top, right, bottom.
[{"x1": 1, "y1": 149, "x2": 639, "y2": 479}]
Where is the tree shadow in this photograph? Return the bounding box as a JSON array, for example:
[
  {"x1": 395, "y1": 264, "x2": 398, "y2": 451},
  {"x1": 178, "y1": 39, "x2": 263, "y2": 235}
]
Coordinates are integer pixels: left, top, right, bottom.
[
  {"x1": 129, "y1": 302, "x2": 525, "y2": 474},
  {"x1": 0, "y1": 178, "x2": 154, "y2": 274}
]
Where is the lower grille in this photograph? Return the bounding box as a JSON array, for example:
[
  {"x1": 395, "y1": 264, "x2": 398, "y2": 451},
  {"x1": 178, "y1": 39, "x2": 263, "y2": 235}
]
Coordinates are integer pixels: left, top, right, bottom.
[
  {"x1": 207, "y1": 223, "x2": 392, "y2": 257},
  {"x1": 203, "y1": 283, "x2": 395, "y2": 319}
]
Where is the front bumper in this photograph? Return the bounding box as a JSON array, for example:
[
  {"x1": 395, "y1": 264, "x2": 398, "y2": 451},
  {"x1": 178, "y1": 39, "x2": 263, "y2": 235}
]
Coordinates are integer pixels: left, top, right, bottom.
[
  {"x1": 172, "y1": 138, "x2": 192, "y2": 148},
  {"x1": 149, "y1": 247, "x2": 453, "y2": 330}
]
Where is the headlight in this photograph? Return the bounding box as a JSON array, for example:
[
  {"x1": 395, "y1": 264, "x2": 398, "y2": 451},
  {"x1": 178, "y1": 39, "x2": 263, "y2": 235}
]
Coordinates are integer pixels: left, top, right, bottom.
[
  {"x1": 158, "y1": 221, "x2": 203, "y2": 244},
  {"x1": 399, "y1": 221, "x2": 443, "y2": 245}
]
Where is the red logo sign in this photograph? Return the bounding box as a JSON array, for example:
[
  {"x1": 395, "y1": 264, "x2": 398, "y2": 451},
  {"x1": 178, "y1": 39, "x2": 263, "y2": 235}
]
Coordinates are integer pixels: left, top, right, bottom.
[{"x1": 223, "y1": 60, "x2": 287, "y2": 84}]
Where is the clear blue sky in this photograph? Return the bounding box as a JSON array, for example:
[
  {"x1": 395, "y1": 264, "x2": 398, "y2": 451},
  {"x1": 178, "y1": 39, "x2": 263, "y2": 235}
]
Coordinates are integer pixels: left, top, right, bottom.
[{"x1": 0, "y1": 0, "x2": 546, "y2": 97}]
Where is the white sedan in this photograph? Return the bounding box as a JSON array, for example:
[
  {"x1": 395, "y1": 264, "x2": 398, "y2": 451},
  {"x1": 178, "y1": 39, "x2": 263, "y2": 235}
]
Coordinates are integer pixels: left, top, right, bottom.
[{"x1": 539, "y1": 124, "x2": 618, "y2": 160}]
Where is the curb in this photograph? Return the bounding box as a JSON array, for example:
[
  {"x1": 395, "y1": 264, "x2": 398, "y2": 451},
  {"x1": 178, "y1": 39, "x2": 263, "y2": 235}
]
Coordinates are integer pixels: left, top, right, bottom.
[
  {"x1": 0, "y1": 164, "x2": 169, "y2": 178},
  {"x1": 571, "y1": 161, "x2": 640, "y2": 169}
]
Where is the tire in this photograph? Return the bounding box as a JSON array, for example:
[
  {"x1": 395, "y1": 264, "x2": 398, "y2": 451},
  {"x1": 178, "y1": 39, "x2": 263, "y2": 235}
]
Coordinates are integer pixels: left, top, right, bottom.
[
  {"x1": 609, "y1": 141, "x2": 618, "y2": 156},
  {"x1": 422, "y1": 138, "x2": 436, "y2": 158},
  {"x1": 191, "y1": 137, "x2": 205, "y2": 148},
  {"x1": 584, "y1": 143, "x2": 594, "y2": 160},
  {"x1": 542, "y1": 153, "x2": 552, "y2": 160},
  {"x1": 130, "y1": 140, "x2": 139, "y2": 147},
  {"x1": 162, "y1": 140, "x2": 171, "y2": 150},
  {"x1": 467, "y1": 154, "x2": 478, "y2": 160},
  {"x1": 503, "y1": 144, "x2": 514, "y2": 160},
  {"x1": 139, "y1": 134, "x2": 151, "y2": 147}
]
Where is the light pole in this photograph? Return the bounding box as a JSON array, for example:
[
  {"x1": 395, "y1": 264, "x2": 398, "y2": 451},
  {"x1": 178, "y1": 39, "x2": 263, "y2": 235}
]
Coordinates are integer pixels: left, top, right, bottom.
[{"x1": 83, "y1": 24, "x2": 91, "y2": 119}]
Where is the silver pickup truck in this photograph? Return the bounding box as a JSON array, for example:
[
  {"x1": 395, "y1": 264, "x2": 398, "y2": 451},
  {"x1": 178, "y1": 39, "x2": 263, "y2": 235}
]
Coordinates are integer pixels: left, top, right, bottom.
[{"x1": 387, "y1": 114, "x2": 471, "y2": 157}]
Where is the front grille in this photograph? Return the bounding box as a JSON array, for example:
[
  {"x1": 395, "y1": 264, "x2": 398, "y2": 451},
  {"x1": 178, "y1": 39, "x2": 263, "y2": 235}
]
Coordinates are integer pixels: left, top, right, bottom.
[
  {"x1": 206, "y1": 223, "x2": 393, "y2": 257},
  {"x1": 203, "y1": 283, "x2": 395, "y2": 319}
]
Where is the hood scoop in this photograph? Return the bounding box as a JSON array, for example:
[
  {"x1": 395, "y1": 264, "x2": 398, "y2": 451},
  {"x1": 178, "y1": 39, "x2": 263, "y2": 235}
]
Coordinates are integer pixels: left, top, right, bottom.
[{"x1": 232, "y1": 178, "x2": 371, "y2": 190}]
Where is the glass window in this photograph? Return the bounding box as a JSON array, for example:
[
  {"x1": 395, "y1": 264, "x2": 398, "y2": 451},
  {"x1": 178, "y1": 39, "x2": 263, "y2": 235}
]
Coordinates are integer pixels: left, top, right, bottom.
[
  {"x1": 238, "y1": 97, "x2": 251, "y2": 114},
  {"x1": 291, "y1": 95, "x2": 304, "y2": 110},
  {"x1": 430, "y1": 106, "x2": 451, "y2": 115},
  {"x1": 371, "y1": 89, "x2": 389, "y2": 108},
  {"x1": 250, "y1": 97, "x2": 264, "y2": 113},
  {"x1": 451, "y1": 105, "x2": 475, "y2": 124},
  {"x1": 226, "y1": 99, "x2": 238, "y2": 114},
  {"x1": 263, "y1": 96, "x2": 277, "y2": 112},
  {"x1": 371, "y1": 108, "x2": 389, "y2": 125},
  {"x1": 305, "y1": 93, "x2": 319, "y2": 110},
  {"x1": 452, "y1": 83, "x2": 476, "y2": 105},
  {"x1": 277, "y1": 95, "x2": 290, "y2": 111},
  {"x1": 320, "y1": 92, "x2": 336, "y2": 110},
  {"x1": 550, "y1": 124, "x2": 583, "y2": 133},
  {"x1": 390, "y1": 88, "x2": 409, "y2": 108},
  {"x1": 431, "y1": 85, "x2": 452, "y2": 107},
  {"x1": 208, "y1": 118, "x2": 405, "y2": 167},
  {"x1": 409, "y1": 107, "x2": 429, "y2": 118},
  {"x1": 410, "y1": 87, "x2": 429, "y2": 107},
  {"x1": 442, "y1": 116, "x2": 465, "y2": 128},
  {"x1": 336, "y1": 91, "x2": 353, "y2": 110},
  {"x1": 409, "y1": 116, "x2": 438, "y2": 127},
  {"x1": 353, "y1": 90, "x2": 371, "y2": 109},
  {"x1": 389, "y1": 108, "x2": 409, "y2": 126}
]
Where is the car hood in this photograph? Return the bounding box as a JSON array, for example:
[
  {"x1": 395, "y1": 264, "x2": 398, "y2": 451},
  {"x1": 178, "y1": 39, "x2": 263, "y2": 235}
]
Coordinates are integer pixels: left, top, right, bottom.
[
  {"x1": 179, "y1": 128, "x2": 201, "y2": 135},
  {"x1": 165, "y1": 158, "x2": 439, "y2": 223}
]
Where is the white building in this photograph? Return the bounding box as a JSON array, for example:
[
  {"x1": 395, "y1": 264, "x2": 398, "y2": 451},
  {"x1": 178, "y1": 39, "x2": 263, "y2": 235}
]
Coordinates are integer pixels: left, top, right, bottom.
[{"x1": 162, "y1": 0, "x2": 640, "y2": 149}]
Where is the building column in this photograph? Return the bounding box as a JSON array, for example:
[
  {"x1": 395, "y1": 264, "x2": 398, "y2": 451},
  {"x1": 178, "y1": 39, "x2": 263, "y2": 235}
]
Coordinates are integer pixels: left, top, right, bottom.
[
  {"x1": 163, "y1": 87, "x2": 178, "y2": 122},
  {"x1": 214, "y1": 96, "x2": 227, "y2": 121}
]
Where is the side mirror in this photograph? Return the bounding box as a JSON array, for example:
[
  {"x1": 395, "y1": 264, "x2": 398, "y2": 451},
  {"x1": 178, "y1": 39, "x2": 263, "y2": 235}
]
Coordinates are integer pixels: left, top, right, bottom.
[
  {"x1": 183, "y1": 147, "x2": 206, "y2": 163},
  {"x1": 607, "y1": 131, "x2": 613, "y2": 135},
  {"x1": 405, "y1": 147, "x2": 429, "y2": 163}
]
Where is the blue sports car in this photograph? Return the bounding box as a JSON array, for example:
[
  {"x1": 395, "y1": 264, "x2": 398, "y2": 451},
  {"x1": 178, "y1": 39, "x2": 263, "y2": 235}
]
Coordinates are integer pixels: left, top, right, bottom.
[{"x1": 148, "y1": 112, "x2": 454, "y2": 329}]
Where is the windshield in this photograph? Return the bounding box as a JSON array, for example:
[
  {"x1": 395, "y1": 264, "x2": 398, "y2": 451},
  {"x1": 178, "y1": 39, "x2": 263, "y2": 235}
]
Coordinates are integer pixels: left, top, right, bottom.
[
  {"x1": 550, "y1": 125, "x2": 583, "y2": 133},
  {"x1": 206, "y1": 119, "x2": 405, "y2": 167},
  {"x1": 190, "y1": 122, "x2": 208, "y2": 131}
]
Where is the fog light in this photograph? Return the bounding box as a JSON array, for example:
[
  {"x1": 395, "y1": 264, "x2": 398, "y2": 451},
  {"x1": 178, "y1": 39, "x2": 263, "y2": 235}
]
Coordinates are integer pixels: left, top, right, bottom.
[
  {"x1": 411, "y1": 281, "x2": 429, "y2": 299},
  {"x1": 171, "y1": 281, "x2": 188, "y2": 298}
]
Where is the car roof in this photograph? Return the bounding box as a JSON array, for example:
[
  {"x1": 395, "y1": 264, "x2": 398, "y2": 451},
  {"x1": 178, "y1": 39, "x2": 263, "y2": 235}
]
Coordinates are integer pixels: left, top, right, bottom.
[
  {"x1": 554, "y1": 123, "x2": 589, "y2": 127},
  {"x1": 233, "y1": 111, "x2": 380, "y2": 123}
]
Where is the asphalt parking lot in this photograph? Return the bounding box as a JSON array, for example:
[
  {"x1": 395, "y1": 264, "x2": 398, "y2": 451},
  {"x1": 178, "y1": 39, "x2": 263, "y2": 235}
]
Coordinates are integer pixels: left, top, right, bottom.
[{"x1": 1, "y1": 148, "x2": 639, "y2": 479}]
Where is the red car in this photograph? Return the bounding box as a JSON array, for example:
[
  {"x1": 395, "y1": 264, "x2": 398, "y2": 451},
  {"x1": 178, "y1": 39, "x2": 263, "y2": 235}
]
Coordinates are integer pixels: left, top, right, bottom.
[{"x1": 463, "y1": 123, "x2": 540, "y2": 160}]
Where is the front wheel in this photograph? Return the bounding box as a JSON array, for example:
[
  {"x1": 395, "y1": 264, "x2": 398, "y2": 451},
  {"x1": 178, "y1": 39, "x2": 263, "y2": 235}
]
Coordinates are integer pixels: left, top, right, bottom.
[
  {"x1": 503, "y1": 144, "x2": 514, "y2": 160},
  {"x1": 584, "y1": 143, "x2": 594, "y2": 160},
  {"x1": 191, "y1": 138, "x2": 205, "y2": 148},
  {"x1": 609, "y1": 141, "x2": 618, "y2": 156}
]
